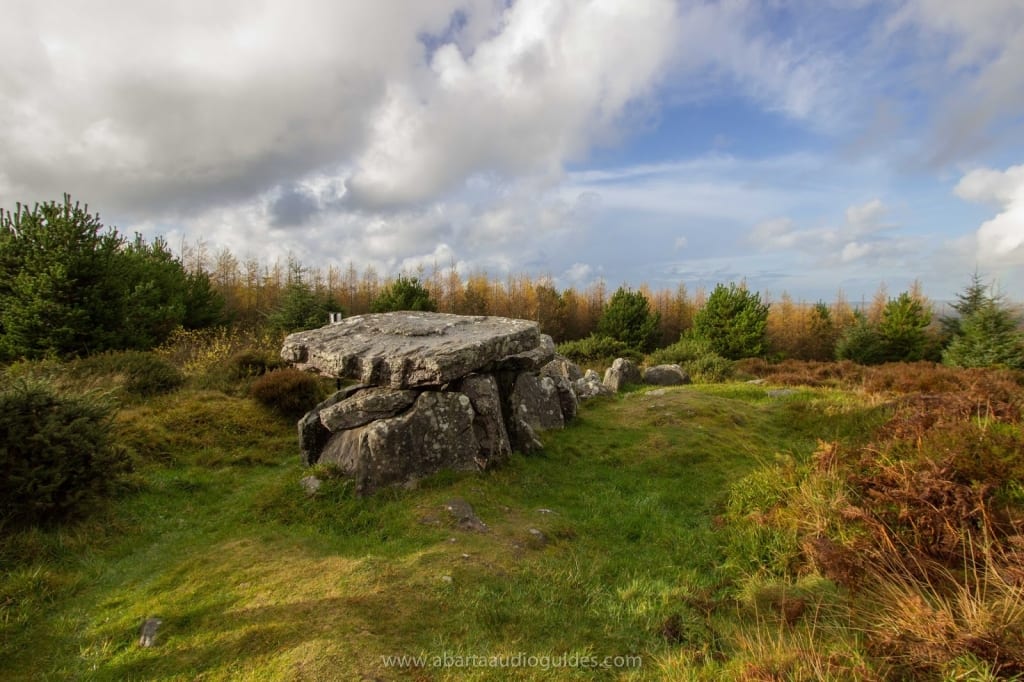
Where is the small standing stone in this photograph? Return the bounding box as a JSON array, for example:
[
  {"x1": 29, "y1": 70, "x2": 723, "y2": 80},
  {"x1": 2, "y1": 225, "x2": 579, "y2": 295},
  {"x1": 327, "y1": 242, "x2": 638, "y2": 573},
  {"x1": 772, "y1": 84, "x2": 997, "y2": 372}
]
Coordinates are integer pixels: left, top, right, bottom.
[{"x1": 138, "y1": 617, "x2": 162, "y2": 648}]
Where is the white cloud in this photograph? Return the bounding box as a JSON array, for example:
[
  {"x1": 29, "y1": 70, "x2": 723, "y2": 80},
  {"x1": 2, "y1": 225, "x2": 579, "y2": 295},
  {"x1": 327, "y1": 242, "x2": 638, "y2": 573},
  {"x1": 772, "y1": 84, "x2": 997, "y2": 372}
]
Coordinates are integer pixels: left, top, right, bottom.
[
  {"x1": 0, "y1": 0, "x2": 682, "y2": 217},
  {"x1": 562, "y1": 262, "x2": 593, "y2": 284},
  {"x1": 888, "y1": 0, "x2": 1024, "y2": 165},
  {"x1": 955, "y1": 165, "x2": 1024, "y2": 265},
  {"x1": 749, "y1": 199, "x2": 911, "y2": 265}
]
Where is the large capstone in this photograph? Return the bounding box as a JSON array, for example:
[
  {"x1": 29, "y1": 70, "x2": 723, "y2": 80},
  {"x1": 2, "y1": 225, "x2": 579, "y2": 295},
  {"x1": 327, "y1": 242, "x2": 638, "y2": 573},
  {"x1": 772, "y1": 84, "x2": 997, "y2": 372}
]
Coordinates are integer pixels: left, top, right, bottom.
[
  {"x1": 281, "y1": 312, "x2": 540, "y2": 388},
  {"x1": 286, "y1": 313, "x2": 581, "y2": 494}
]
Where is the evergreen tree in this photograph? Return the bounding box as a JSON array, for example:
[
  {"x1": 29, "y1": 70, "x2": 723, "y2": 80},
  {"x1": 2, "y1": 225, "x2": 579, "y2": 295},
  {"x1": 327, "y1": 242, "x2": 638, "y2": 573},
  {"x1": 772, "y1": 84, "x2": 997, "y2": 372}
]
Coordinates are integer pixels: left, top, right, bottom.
[
  {"x1": 371, "y1": 275, "x2": 437, "y2": 313},
  {"x1": 941, "y1": 271, "x2": 988, "y2": 339},
  {"x1": 692, "y1": 283, "x2": 769, "y2": 359},
  {"x1": 266, "y1": 263, "x2": 342, "y2": 333},
  {"x1": 835, "y1": 311, "x2": 885, "y2": 364},
  {"x1": 878, "y1": 292, "x2": 932, "y2": 362},
  {"x1": 942, "y1": 277, "x2": 1024, "y2": 369},
  {"x1": 0, "y1": 197, "x2": 224, "y2": 359},
  {"x1": 597, "y1": 287, "x2": 661, "y2": 352}
]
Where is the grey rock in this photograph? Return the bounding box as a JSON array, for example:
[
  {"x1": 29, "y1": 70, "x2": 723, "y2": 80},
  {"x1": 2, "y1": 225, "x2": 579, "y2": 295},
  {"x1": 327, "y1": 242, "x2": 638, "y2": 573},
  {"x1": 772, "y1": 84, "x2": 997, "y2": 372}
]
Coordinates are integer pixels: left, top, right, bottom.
[
  {"x1": 492, "y1": 333, "x2": 556, "y2": 371},
  {"x1": 457, "y1": 374, "x2": 512, "y2": 467},
  {"x1": 507, "y1": 373, "x2": 564, "y2": 453},
  {"x1": 138, "y1": 618, "x2": 162, "y2": 648},
  {"x1": 318, "y1": 391, "x2": 480, "y2": 495},
  {"x1": 299, "y1": 475, "x2": 322, "y2": 495},
  {"x1": 318, "y1": 387, "x2": 418, "y2": 431},
  {"x1": 297, "y1": 384, "x2": 367, "y2": 465},
  {"x1": 643, "y1": 364, "x2": 690, "y2": 386},
  {"x1": 549, "y1": 374, "x2": 579, "y2": 422},
  {"x1": 768, "y1": 388, "x2": 797, "y2": 398},
  {"x1": 573, "y1": 372, "x2": 613, "y2": 400},
  {"x1": 444, "y1": 497, "x2": 489, "y2": 532},
  {"x1": 603, "y1": 358, "x2": 643, "y2": 392},
  {"x1": 281, "y1": 312, "x2": 540, "y2": 388},
  {"x1": 541, "y1": 354, "x2": 584, "y2": 383}
]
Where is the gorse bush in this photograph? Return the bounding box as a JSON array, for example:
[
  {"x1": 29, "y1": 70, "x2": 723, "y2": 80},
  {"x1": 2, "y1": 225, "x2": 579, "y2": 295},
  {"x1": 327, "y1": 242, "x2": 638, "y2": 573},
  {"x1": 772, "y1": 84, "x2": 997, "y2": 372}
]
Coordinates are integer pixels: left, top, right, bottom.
[
  {"x1": 647, "y1": 334, "x2": 715, "y2": 365},
  {"x1": 648, "y1": 335, "x2": 732, "y2": 383},
  {"x1": 249, "y1": 368, "x2": 324, "y2": 419},
  {"x1": 684, "y1": 354, "x2": 734, "y2": 384},
  {"x1": 557, "y1": 334, "x2": 640, "y2": 364},
  {"x1": 70, "y1": 350, "x2": 184, "y2": 397},
  {"x1": 0, "y1": 379, "x2": 128, "y2": 526},
  {"x1": 155, "y1": 326, "x2": 284, "y2": 377}
]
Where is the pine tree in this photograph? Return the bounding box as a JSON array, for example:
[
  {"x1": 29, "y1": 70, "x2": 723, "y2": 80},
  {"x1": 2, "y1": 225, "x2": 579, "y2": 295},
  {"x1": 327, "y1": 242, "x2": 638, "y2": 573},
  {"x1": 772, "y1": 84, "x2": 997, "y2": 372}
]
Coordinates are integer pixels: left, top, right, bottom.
[
  {"x1": 371, "y1": 275, "x2": 437, "y2": 313},
  {"x1": 942, "y1": 276, "x2": 1024, "y2": 369},
  {"x1": 597, "y1": 287, "x2": 661, "y2": 352},
  {"x1": 692, "y1": 283, "x2": 769, "y2": 359},
  {"x1": 878, "y1": 292, "x2": 932, "y2": 362}
]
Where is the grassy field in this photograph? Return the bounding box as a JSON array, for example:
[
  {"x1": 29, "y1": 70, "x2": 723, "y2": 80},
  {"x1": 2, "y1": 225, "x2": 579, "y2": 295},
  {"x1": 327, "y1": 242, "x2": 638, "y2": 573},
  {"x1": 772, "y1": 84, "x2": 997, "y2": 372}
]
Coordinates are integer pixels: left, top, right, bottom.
[{"x1": 1, "y1": 377, "x2": 893, "y2": 680}]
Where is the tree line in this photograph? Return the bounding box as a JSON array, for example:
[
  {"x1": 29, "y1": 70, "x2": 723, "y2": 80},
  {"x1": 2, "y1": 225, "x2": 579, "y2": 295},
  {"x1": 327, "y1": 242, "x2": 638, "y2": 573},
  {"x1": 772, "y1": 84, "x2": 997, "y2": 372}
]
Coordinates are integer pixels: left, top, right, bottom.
[{"x1": 2, "y1": 196, "x2": 1022, "y2": 369}]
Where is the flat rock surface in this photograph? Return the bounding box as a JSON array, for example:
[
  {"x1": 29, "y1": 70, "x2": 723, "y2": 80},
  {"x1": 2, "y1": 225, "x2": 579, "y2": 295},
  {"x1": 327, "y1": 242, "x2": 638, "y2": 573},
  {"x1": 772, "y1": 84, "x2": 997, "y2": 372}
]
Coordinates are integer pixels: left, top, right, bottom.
[{"x1": 281, "y1": 312, "x2": 541, "y2": 388}]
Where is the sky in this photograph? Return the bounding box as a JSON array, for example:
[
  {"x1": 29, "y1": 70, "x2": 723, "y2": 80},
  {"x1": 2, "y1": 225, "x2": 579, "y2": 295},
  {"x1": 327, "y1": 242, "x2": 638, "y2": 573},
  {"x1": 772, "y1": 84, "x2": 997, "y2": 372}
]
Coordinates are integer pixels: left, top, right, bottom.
[{"x1": 1, "y1": 0, "x2": 1023, "y2": 302}]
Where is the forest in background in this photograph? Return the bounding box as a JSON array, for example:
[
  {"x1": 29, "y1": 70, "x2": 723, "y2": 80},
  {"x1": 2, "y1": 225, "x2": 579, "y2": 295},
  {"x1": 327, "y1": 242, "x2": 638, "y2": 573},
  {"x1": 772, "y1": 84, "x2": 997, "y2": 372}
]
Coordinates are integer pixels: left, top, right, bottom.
[{"x1": 2, "y1": 197, "x2": 1021, "y2": 369}]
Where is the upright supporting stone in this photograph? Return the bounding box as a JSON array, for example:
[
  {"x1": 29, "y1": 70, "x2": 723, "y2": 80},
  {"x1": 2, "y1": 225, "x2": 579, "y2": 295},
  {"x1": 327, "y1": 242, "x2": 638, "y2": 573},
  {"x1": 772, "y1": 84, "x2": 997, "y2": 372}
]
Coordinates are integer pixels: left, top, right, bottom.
[{"x1": 318, "y1": 391, "x2": 480, "y2": 495}]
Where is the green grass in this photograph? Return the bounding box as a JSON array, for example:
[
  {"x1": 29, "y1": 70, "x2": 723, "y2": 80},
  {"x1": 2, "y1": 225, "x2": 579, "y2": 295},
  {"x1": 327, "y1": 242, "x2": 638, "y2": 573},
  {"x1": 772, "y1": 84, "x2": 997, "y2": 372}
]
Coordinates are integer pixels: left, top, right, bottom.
[{"x1": 0, "y1": 383, "x2": 887, "y2": 680}]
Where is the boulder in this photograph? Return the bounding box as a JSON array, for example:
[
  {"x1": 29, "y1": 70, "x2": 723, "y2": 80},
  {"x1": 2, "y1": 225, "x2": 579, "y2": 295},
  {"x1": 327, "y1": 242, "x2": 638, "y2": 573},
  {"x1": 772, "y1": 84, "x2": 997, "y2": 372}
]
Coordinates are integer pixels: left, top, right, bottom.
[
  {"x1": 318, "y1": 387, "x2": 418, "y2": 431},
  {"x1": 297, "y1": 384, "x2": 367, "y2": 465},
  {"x1": 507, "y1": 373, "x2": 564, "y2": 453},
  {"x1": 643, "y1": 364, "x2": 690, "y2": 386},
  {"x1": 318, "y1": 391, "x2": 480, "y2": 494},
  {"x1": 549, "y1": 374, "x2": 579, "y2": 422},
  {"x1": 573, "y1": 369, "x2": 613, "y2": 400},
  {"x1": 540, "y1": 354, "x2": 584, "y2": 383},
  {"x1": 456, "y1": 373, "x2": 512, "y2": 466},
  {"x1": 603, "y1": 358, "x2": 643, "y2": 392},
  {"x1": 281, "y1": 312, "x2": 540, "y2": 388}
]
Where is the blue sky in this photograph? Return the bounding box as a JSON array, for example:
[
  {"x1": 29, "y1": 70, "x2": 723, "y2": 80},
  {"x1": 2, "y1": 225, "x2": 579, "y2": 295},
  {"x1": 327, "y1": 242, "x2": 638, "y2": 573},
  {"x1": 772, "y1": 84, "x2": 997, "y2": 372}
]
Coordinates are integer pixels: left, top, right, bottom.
[{"x1": 1, "y1": 0, "x2": 1023, "y2": 301}]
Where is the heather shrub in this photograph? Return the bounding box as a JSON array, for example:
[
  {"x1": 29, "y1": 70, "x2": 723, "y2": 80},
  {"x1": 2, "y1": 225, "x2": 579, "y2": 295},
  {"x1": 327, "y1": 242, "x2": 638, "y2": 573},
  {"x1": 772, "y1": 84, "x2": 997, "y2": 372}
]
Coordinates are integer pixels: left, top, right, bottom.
[
  {"x1": 222, "y1": 349, "x2": 286, "y2": 380},
  {"x1": 249, "y1": 368, "x2": 323, "y2": 418},
  {"x1": 70, "y1": 350, "x2": 184, "y2": 397},
  {"x1": 0, "y1": 379, "x2": 128, "y2": 525}
]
